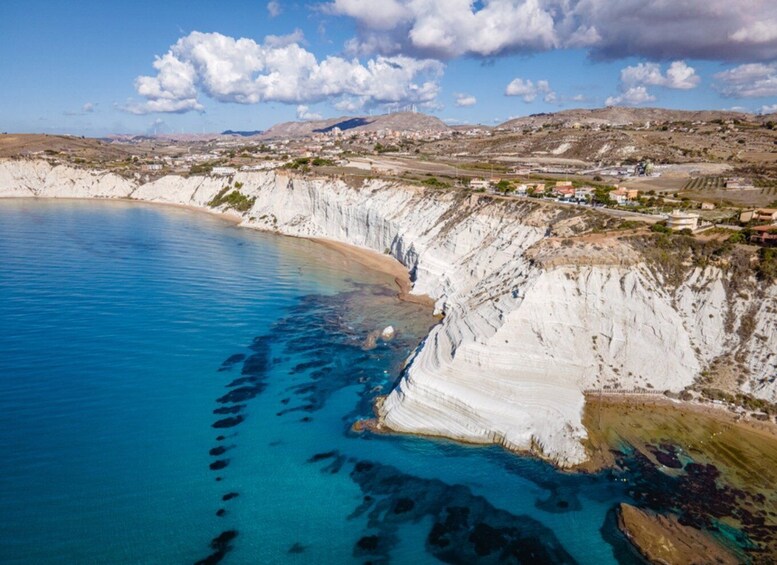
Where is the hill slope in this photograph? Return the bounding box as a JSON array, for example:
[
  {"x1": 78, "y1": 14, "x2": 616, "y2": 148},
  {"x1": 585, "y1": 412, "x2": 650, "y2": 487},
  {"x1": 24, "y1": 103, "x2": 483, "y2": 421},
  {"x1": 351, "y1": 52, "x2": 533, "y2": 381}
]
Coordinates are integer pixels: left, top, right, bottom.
[
  {"x1": 261, "y1": 112, "x2": 450, "y2": 139},
  {"x1": 499, "y1": 107, "x2": 760, "y2": 129}
]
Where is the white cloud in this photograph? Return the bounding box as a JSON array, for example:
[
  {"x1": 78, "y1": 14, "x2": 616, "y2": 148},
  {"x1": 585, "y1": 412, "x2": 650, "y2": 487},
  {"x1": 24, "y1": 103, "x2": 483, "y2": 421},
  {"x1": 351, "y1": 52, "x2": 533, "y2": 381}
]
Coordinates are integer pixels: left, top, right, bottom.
[
  {"x1": 147, "y1": 118, "x2": 166, "y2": 134},
  {"x1": 605, "y1": 86, "x2": 656, "y2": 106},
  {"x1": 264, "y1": 29, "x2": 305, "y2": 48},
  {"x1": 505, "y1": 78, "x2": 555, "y2": 103},
  {"x1": 761, "y1": 104, "x2": 777, "y2": 114},
  {"x1": 328, "y1": 0, "x2": 557, "y2": 58},
  {"x1": 325, "y1": 0, "x2": 777, "y2": 61},
  {"x1": 730, "y1": 20, "x2": 777, "y2": 44},
  {"x1": 65, "y1": 102, "x2": 97, "y2": 116},
  {"x1": 620, "y1": 61, "x2": 700, "y2": 90},
  {"x1": 605, "y1": 60, "x2": 698, "y2": 107},
  {"x1": 127, "y1": 31, "x2": 444, "y2": 114},
  {"x1": 130, "y1": 51, "x2": 202, "y2": 113},
  {"x1": 123, "y1": 98, "x2": 204, "y2": 115},
  {"x1": 267, "y1": 1, "x2": 282, "y2": 18},
  {"x1": 714, "y1": 63, "x2": 777, "y2": 98},
  {"x1": 454, "y1": 93, "x2": 476, "y2": 107},
  {"x1": 325, "y1": 0, "x2": 408, "y2": 31},
  {"x1": 333, "y1": 97, "x2": 367, "y2": 112},
  {"x1": 296, "y1": 105, "x2": 323, "y2": 120}
]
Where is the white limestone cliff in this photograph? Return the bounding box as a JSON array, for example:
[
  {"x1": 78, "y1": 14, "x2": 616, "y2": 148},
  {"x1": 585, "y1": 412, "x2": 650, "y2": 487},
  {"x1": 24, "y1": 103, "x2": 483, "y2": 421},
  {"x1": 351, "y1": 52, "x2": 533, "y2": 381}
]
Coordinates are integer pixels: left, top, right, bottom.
[{"x1": 1, "y1": 159, "x2": 775, "y2": 466}]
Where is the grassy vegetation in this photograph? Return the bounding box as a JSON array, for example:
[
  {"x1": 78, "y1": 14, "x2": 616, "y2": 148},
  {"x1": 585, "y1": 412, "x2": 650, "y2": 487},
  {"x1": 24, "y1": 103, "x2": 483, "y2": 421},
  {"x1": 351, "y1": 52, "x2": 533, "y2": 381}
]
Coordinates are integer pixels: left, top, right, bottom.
[
  {"x1": 189, "y1": 162, "x2": 216, "y2": 175},
  {"x1": 628, "y1": 232, "x2": 759, "y2": 287},
  {"x1": 208, "y1": 185, "x2": 255, "y2": 212},
  {"x1": 374, "y1": 143, "x2": 399, "y2": 153},
  {"x1": 421, "y1": 176, "x2": 450, "y2": 188},
  {"x1": 615, "y1": 220, "x2": 642, "y2": 230},
  {"x1": 283, "y1": 157, "x2": 336, "y2": 170},
  {"x1": 700, "y1": 388, "x2": 777, "y2": 416},
  {"x1": 757, "y1": 247, "x2": 777, "y2": 281}
]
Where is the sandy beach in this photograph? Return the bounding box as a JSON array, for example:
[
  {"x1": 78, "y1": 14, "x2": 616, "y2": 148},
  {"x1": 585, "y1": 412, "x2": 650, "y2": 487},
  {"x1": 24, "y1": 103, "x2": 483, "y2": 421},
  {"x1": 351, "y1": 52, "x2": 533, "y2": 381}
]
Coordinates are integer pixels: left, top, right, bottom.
[{"x1": 311, "y1": 237, "x2": 436, "y2": 307}]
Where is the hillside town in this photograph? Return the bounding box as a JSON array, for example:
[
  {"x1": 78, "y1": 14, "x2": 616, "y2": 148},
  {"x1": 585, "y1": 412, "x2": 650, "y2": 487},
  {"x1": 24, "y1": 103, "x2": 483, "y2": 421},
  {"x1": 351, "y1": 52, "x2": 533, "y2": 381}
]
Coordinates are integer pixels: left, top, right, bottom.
[{"x1": 10, "y1": 107, "x2": 776, "y2": 247}]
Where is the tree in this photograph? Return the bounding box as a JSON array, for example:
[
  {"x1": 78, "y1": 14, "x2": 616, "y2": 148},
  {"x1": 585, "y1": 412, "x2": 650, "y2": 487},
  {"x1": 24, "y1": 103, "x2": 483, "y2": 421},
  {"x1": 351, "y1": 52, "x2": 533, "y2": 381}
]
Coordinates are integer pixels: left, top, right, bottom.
[
  {"x1": 593, "y1": 186, "x2": 614, "y2": 205},
  {"x1": 495, "y1": 180, "x2": 512, "y2": 193}
]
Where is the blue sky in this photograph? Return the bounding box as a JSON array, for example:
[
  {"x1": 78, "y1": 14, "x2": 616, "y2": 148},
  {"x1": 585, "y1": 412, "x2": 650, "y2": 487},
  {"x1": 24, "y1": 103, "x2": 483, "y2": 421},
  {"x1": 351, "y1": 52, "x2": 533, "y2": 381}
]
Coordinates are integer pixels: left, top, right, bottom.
[{"x1": 1, "y1": 0, "x2": 776, "y2": 135}]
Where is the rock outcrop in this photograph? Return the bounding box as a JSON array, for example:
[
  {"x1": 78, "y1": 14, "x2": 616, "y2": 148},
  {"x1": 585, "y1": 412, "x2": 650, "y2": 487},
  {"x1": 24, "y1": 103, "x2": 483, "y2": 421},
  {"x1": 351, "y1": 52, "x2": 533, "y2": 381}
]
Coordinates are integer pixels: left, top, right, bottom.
[{"x1": 1, "y1": 159, "x2": 775, "y2": 466}]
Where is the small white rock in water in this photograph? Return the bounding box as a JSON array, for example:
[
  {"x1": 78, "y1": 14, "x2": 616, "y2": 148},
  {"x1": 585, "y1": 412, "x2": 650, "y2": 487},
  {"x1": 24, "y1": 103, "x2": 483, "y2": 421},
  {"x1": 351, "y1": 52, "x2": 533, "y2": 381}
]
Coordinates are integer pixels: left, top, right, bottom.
[{"x1": 381, "y1": 326, "x2": 396, "y2": 341}]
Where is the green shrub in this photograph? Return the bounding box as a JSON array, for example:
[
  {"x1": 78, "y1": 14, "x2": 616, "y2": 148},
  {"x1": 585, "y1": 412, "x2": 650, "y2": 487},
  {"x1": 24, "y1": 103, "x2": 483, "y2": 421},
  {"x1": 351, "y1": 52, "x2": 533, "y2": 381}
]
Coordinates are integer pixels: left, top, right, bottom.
[
  {"x1": 617, "y1": 220, "x2": 641, "y2": 230},
  {"x1": 190, "y1": 162, "x2": 215, "y2": 175},
  {"x1": 495, "y1": 180, "x2": 512, "y2": 193},
  {"x1": 283, "y1": 158, "x2": 311, "y2": 170},
  {"x1": 650, "y1": 222, "x2": 671, "y2": 234},
  {"x1": 757, "y1": 248, "x2": 777, "y2": 281},
  {"x1": 208, "y1": 188, "x2": 255, "y2": 212},
  {"x1": 421, "y1": 177, "x2": 449, "y2": 188}
]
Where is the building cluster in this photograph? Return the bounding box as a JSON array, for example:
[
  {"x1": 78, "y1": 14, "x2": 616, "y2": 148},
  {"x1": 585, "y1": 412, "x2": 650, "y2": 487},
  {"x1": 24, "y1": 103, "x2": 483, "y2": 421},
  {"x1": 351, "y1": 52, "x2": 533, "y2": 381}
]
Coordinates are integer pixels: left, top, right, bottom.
[{"x1": 739, "y1": 208, "x2": 777, "y2": 246}]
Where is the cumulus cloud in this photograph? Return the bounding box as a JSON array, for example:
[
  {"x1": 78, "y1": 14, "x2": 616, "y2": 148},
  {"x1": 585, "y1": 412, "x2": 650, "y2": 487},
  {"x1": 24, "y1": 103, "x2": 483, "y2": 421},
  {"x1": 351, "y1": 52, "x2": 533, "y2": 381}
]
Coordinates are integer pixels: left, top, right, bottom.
[
  {"x1": 761, "y1": 104, "x2": 777, "y2": 115},
  {"x1": 504, "y1": 78, "x2": 555, "y2": 103},
  {"x1": 64, "y1": 102, "x2": 97, "y2": 116},
  {"x1": 267, "y1": 1, "x2": 282, "y2": 18},
  {"x1": 730, "y1": 20, "x2": 777, "y2": 44},
  {"x1": 620, "y1": 61, "x2": 700, "y2": 90},
  {"x1": 562, "y1": 0, "x2": 777, "y2": 61},
  {"x1": 264, "y1": 29, "x2": 305, "y2": 48},
  {"x1": 328, "y1": 0, "x2": 557, "y2": 58},
  {"x1": 126, "y1": 31, "x2": 444, "y2": 114},
  {"x1": 605, "y1": 60, "x2": 698, "y2": 106},
  {"x1": 296, "y1": 105, "x2": 323, "y2": 120},
  {"x1": 714, "y1": 63, "x2": 777, "y2": 98},
  {"x1": 325, "y1": 0, "x2": 777, "y2": 61},
  {"x1": 333, "y1": 97, "x2": 368, "y2": 112},
  {"x1": 605, "y1": 86, "x2": 656, "y2": 107},
  {"x1": 454, "y1": 93, "x2": 477, "y2": 107}
]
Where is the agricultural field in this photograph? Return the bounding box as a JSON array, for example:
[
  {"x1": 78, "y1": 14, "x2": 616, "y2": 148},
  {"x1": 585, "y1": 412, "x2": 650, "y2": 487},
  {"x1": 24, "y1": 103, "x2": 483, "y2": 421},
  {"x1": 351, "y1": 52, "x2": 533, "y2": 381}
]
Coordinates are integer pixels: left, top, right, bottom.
[{"x1": 683, "y1": 177, "x2": 725, "y2": 191}]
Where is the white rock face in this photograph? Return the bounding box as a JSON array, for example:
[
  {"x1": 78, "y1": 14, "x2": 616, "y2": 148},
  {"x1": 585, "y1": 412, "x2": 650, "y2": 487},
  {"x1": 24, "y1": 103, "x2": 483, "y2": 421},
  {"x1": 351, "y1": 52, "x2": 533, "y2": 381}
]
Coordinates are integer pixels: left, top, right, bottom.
[{"x1": 2, "y1": 159, "x2": 775, "y2": 466}]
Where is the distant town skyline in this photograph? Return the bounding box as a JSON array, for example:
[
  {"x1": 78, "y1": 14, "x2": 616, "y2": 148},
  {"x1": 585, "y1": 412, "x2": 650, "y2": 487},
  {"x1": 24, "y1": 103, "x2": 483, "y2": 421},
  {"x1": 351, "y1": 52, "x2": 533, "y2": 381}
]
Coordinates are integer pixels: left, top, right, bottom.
[{"x1": 2, "y1": 0, "x2": 776, "y2": 136}]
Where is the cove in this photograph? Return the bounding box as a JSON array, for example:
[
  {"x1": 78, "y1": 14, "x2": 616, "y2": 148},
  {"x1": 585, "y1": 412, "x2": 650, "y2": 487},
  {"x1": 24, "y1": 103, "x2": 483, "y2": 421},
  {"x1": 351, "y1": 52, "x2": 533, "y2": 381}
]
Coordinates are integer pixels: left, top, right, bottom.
[{"x1": 0, "y1": 199, "x2": 666, "y2": 563}]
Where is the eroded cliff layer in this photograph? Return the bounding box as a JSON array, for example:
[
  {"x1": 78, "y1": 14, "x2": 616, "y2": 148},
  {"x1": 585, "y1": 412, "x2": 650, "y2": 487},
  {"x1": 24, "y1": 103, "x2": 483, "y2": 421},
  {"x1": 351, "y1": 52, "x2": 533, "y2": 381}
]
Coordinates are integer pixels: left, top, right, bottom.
[{"x1": 1, "y1": 159, "x2": 775, "y2": 466}]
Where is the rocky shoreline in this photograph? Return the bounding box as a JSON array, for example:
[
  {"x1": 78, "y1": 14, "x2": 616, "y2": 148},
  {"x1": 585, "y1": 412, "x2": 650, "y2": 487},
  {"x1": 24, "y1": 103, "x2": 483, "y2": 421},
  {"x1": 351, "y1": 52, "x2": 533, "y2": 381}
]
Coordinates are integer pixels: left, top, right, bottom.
[{"x1": 1, "y1": 158, "x2": 776, "y2": 468}]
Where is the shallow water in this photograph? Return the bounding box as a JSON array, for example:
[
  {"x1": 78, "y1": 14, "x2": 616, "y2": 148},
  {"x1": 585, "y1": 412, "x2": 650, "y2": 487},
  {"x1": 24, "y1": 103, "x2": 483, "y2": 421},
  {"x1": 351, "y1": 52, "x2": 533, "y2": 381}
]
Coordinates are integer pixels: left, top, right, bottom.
[{"x1": 0, "y1": 199, "x2": 650, "y2": 564}]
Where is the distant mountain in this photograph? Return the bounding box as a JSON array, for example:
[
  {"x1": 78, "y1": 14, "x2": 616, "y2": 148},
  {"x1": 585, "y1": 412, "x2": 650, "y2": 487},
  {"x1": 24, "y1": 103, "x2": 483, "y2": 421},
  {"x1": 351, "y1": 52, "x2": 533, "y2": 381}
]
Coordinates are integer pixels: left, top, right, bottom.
[
  {"x1": 221, "y1": 129, "x2": 264, "y2": 137},
  {"x1": 106, "y1": 133, "x2": 222, "y2": 142},
  {"x1": 260, "y1": 112, "x2": 450, "y2": 139},
  {"x1": 499, "y1": 107, "x2": 759, "y2": 129}
]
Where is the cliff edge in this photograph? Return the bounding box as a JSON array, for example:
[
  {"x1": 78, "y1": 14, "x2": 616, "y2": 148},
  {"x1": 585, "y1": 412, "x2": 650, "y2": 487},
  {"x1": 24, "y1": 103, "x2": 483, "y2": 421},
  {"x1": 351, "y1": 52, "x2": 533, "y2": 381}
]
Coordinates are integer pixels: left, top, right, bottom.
[{"x1": 1, "y1": 159, "x2": 775, "y2": 466}]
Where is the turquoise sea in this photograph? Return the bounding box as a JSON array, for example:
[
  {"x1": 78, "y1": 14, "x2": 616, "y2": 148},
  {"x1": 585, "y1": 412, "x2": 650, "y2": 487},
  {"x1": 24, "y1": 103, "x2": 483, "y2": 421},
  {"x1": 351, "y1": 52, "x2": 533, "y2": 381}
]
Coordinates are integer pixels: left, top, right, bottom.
[{"x1": 0, "y1": 199, "x2": 649, "y2": 564}]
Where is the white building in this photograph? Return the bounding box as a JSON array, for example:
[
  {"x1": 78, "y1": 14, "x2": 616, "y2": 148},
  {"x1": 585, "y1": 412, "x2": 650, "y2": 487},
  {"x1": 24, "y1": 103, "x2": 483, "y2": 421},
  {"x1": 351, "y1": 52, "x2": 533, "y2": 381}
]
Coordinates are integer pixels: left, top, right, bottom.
[
  {"x1": 666, "y1": 210, "x2": 700, "y2": 231},
  {"x1": 211, "y1": 166, "x2": 237, "y2": 176},
  {"x1": 469, "y1": 178, "x2": 491, "y2": 191},
  {"x1": 575, "y1": 187, "x2": 595, "y2": 200}
]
